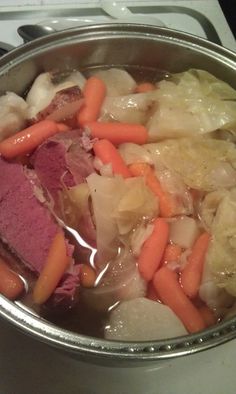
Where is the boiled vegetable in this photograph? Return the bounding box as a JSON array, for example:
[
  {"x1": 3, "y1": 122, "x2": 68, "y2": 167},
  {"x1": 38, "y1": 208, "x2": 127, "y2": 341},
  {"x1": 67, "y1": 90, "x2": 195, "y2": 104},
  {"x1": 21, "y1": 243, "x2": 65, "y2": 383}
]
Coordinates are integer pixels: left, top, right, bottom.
[
  {"x1": 33, "y1": 231, "x2": 71, "y2": 304},
  {"x1": 153, "y1": 266, "x2": 206, "y2": 333},
  {"x1": 105, "y1": 297, "x2": 187, "y2": 340},
  {"x1": 0, "y1": 120, "x2": 60, "y2": 159},
  {"x1": 93, "y1": 139, "x2": 131, "y2": 178},
  {"x1": 77, "y1": 76, "x2": 106, "y2": 126},
  {"x1": 138, "y1": 218, "x2": 169, "y2": 281},
  {"x1": 86, "y1": 121, "x2": 148, "y2": 145},
  {"x1": 147, "y1": 69, "x2": 236, "y2": 141}
]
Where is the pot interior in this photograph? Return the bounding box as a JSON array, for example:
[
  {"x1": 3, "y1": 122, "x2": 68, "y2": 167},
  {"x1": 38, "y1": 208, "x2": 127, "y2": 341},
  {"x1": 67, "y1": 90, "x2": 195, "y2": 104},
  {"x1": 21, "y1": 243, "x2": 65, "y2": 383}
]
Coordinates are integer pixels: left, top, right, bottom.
[{"x1": 0, "y1": 24, "x2": 236, "y2": 362}]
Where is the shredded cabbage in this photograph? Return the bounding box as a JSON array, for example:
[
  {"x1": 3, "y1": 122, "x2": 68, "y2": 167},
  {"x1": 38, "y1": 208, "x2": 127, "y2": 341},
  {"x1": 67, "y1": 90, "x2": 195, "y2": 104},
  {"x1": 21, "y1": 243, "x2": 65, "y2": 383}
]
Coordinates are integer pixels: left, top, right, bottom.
[
  {"x1": 86, "y1": 173, "x2": 158, "y2": 262},
  {"x1": 119, "y1": 142, "x2": 193, "y2": 215},
  {"x1": 147, "y1": 69, "x2": 236, "y2": 141},
  {"x1": 58, "y1": 183, "x2": 96, "y2": 245},
  {"x1": 206, "y1": 189, "x2": 236, "y2": 296},
  {"x1": 113, "y1": 177, "x2": 158, "y2": 235},
  {"x1": 199, "y1": 189, "x2": 229, "y2": 230},
  {"x1": 100, "y1": 91, "x2": 157, "y2": 124},
  {"x1": 119, "y1": 142, "x2": 153, "y2": 165},
  {"x1": 145, "y1": 137, "x2": 236, "y2": 191}
]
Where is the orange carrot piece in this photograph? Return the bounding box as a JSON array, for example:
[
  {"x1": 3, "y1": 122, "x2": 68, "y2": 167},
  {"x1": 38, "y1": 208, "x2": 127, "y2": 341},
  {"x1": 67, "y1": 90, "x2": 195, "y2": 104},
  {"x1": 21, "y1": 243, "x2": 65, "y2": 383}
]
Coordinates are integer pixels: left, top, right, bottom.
[
  {"x1": 153, "y1": 266, "x2": 206, "y2": 333},
  {"x1": 33, "y1": 232, "x2": 71, "y2": 304},
  {"x1": 135, "y1": 82, "x2": 155, "y2": 93},
  {"x1": 77, "y1": 76, "x2": 106, "y2": 126},
  {"x1": 80, "y1": 264, "x2": 96, "y2": 288},
  {"x1": 0, "y1": 120, "x2": 60, "y2": 159},
  {"x1": 93, "y1": 139, "x2": 131, "y2": 178},
  {"x1": 56, "y1": 122, "x2": 71, "y2": 132},
  {"x1": 163, "y1": 243, "x2": 182, "y2": 263},
  {"x1": 181, "y1": 232, "x2": 211, "y2": 299},
  {"x1": 138, "y1": 218, "x2": 169, "y2": 281},
  {"x1": 198, "y1": 304, "x2": 217, "y2": 328},
  {"x1": 128, "y1": 162, "x2": 152, "y2": 177},
  {"x1": 0, "y1": 257, "x2": 25, "y2": 300},
  {"x1": 86, "y1": 121, "x2": 148, "y2": 145},
  {"x1": 129, "y1": 163, "x2": 176, "y2": 217}
]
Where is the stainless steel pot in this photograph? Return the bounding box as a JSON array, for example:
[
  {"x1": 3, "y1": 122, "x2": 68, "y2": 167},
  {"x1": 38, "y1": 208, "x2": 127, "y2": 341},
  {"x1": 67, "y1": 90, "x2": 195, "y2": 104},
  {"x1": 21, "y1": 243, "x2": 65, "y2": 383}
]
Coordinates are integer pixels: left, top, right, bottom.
[{"x1": 0, "y1": 24, "x2": 236, "y2": 365}]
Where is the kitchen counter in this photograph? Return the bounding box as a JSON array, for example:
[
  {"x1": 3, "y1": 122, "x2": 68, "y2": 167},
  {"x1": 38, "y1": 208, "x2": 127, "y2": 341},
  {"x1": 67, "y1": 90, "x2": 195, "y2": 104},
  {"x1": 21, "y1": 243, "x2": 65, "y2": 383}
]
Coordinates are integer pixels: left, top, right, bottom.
[{"x1": 1, "y1": 317, "x2": 236, "y2": 394}]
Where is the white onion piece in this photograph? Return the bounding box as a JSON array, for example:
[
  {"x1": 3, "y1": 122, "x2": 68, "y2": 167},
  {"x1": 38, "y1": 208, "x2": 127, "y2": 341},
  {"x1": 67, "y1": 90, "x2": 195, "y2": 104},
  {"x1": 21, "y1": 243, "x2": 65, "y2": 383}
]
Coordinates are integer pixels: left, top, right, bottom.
[
  {"x1": 119, "y1": 143, "x2": 153, "y2": 165},
  {"x1": 169, "y1": 216, "x2": 200, "y2": 249},
  {"x1": 130, "y1": 223, "x2": 154, "y2": 257},
  {"x1": 92, "y1": 163, "x2": 113, "y2": 181},
  {"x1": 105, "y1": 298, "x2": 187, "y2": 341},
  {"x1": 100, "y1": 163, "x2": 113, "y2": 177},
  {"x1": 0, "y1": 92, "x2": 28, "y2": 141},
  {"x1": 93, "y1": 68, "x2": 137, "y2": 96},
  {"x1": 26, "y1": 73, "x2": 54, "y2": 117},
  {"x1": 179, "y1": 248, "x2": 191, "y2": 270},
  {"x1": 93, "y1": 157, "x2": 103, "y2": 172},
  {"x1": 209, "y1": 162, "x2": 236, "y2": 189}
]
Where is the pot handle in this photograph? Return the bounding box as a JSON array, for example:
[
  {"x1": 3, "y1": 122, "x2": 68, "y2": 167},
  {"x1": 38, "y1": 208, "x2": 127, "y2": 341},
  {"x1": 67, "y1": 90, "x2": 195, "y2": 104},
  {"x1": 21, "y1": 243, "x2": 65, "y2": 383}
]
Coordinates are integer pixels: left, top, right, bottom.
[{"x1": 0, "y1": 42, "x2": 15, "y2": 57}]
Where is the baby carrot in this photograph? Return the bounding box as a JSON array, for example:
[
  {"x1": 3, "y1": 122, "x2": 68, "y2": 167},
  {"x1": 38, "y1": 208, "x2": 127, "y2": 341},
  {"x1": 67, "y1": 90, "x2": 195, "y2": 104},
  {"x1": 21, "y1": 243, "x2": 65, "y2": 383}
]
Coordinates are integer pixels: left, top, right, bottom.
[
  {"x1": 0, "y1": 257, "x2": 25, "y2": 300},
  {"x1": 153, "y1": 266, "x2": 206, "y2": 333},
  {"x1": 0, "y1": 120, "x2": 60, "y2": 159},
  {"x1": 80, "y1": 264, "x2": 96, "y2": 288},
  {"x1": 56, "y1": 122, "x2": 71, "y2": 132},
  {"x1": 93, "y1": 139, "x2": 131, "y2": 178},
  {"x1": 129, "y1": 163, "x2": 176, "y2": 217},
  {"x1": 33, "y1": 231, "x2": 71, "y2": 304},
  {"x1": 128, "y1": 162, "x2": 152, "y2": 177},
  {"x1": 86, "y1": 121, "x2": 148, "y2": 145},
  {"x1": 77, "y1": 76, "x2": 106, "y2": 126},
  {"x1": 163, "y1": 243, "x2": 182, "y2": 263},
  {"x1": 181, "y1": 232, "x2": 211, "y2": 299},
  {"x1": 138, "y1": 218, "x2": 169, "y2": 281},
  {"x1": 135, "y1": 82, "x2": 155, "y2": 93}
]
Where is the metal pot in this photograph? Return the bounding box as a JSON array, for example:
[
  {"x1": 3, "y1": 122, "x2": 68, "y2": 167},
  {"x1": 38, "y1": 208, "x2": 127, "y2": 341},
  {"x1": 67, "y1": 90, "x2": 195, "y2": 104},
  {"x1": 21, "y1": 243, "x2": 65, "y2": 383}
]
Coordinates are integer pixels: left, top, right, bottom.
[{"x1": 0, "y1": 24, "x2": 236, "y2": 365}]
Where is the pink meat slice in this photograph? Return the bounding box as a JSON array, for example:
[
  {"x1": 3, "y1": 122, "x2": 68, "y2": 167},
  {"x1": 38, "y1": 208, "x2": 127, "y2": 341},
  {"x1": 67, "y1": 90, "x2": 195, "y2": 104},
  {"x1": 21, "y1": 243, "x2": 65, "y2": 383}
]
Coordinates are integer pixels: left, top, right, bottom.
[
  {"x1": 32, "y1": 130, "x2": 96, "y2": 245},
  {"x1": 0, "y1": 157, "x2": 79, "y2": 302},
  {"x1": 32, "y1": 130, "x2": 94, "y2": 199}
]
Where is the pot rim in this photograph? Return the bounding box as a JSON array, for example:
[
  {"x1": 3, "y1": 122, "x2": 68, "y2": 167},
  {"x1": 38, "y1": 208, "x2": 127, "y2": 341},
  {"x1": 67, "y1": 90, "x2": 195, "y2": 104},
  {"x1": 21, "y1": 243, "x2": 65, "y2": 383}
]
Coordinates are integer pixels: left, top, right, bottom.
[
  {"x1": 0, "y1": 23, "x2": 235, "y2": 72},
  {"x1": 0, "y1": 23, "x2": 236, "y2": 361}
]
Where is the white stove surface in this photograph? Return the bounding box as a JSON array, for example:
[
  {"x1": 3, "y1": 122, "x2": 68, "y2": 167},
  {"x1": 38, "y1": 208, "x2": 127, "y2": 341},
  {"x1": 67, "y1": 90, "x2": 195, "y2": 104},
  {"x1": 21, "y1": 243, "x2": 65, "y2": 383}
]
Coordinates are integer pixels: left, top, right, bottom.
[
  {"x1": 0, "y1": 2, "x2": 235, "y2": 394},
  {"x1": 0, "y1": 1, "x2": 235, "y2": 51}
]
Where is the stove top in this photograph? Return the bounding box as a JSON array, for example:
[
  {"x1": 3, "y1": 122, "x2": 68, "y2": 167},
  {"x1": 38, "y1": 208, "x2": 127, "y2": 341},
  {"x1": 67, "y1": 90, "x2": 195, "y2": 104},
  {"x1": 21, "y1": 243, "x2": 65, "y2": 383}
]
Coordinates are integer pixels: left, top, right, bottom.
[
  {"x1": 0, "y1": 1, "x2": 235, "y2": 51},
  {"x1": 0, "y1": 2, "x2": 235, "y2": 394}
]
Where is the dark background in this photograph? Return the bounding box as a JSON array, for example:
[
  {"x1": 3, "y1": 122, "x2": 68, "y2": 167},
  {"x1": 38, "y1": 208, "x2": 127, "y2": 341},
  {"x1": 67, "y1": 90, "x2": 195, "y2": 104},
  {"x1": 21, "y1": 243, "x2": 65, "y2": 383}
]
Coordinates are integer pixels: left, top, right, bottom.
[{"x1": 219, "y1": 0, "x2": 236, "y2": 38}]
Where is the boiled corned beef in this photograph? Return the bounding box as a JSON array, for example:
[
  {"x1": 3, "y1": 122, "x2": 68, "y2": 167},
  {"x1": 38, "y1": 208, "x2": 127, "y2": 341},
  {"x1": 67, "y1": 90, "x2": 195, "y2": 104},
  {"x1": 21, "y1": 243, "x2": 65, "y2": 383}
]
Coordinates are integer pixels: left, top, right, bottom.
[
  {"x1": 32, "y1": 130, "x2": 94, "y2": 200},
  {"x1": 32, "y1": 131, "x2": 96, "y2": 246},
  {"x1": 0, "y1": 157, "x2": 79, "y2": 303}
]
